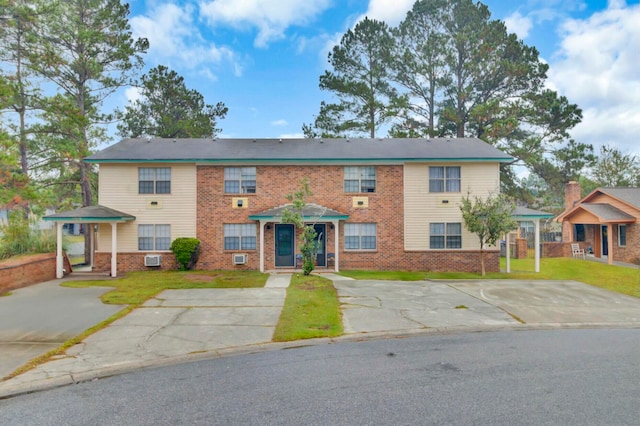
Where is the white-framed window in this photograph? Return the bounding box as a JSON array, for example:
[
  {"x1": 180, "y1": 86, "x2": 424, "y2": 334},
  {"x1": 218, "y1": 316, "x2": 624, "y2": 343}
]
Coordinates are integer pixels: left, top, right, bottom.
[
  {"x1": 344, "y1": 166, "x2": 376, "y2": 193},
  {"x1": 618, "y1": 224, "x2": 627, "y2": 246},
  {"x1": 224, "y1": 224, "x2": 257, "y2": 250},
  {"x1": 138, "y1": 224, "x2": 171, "y2": 250},
  {"x1": 429, "y1": 166, "x2": 461, "y2": 192},
  {"x1": 224, "y1": 167, "x2": 256, "y2": 194},
  {"x1": 344, "y1": 223, "x2": 377, "y2": 250},
  {"x1": 139, "y1": 167, "x2": 171, "y2": 194},
  {"x1": 430, "y1": 223, "x2": 462, "y2": 249}
]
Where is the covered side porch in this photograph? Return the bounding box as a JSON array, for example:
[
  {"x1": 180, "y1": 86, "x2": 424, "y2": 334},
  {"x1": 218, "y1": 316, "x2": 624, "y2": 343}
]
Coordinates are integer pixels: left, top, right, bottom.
[
  {"x1": 556, "y1": 203, "x2": 635, "y2": 265},
  {"x1": 43, "y1": 205, "x2": 136, "y2": 278},
  {"x1": 249, "y1": 203, "x2": 349, "y2": 273}
]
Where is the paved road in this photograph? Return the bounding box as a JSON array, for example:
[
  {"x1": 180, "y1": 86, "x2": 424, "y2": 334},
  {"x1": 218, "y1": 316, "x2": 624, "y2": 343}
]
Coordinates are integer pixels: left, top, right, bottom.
[
  {"x1": 1, "y1": 329, "x2": 638, "y2": 425},
  {"x1": 0, "y1": 278, "x2": 123, "y2": 379}
]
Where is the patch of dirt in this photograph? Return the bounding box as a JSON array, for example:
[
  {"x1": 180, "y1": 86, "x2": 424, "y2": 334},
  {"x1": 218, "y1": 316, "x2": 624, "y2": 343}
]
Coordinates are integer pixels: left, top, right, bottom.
[{"x1": 184, "y1": 273, "x2": 220, "y2": 283}]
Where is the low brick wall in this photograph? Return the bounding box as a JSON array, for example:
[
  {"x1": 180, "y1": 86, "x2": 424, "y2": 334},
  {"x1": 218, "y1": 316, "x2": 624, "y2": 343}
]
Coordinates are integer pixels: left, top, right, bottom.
[
  {"x1": 542, "y1": 241, "x2": 593, "y2": 258},
  {"x1": 94, "y1": 252, "x2": 178, "y2": 273},
  {"x1": 0, "y1": 253, "x2": 71, "y2": 294}
]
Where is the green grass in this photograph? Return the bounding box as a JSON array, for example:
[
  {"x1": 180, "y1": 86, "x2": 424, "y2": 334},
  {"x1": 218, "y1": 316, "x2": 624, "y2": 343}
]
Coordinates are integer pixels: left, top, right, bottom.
[
  {"x1": 62, "y1": 270, "x2": 268, "y2": 306},
  {"x1": 340, "y1": 257, "x2": 640, "y2": 298},
  {"x1": 273, "y1": 273, "x2": 343, "y2": 342}
]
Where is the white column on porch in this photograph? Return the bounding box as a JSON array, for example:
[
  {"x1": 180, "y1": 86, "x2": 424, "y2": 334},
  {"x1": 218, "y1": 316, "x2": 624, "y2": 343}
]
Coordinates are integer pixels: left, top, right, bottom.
[
  {"x1": 259, "y1": 220, "x2": 266, "y2": 273},
  {"x1": 333, "y1": 220, "x2": 339, "y2": 272},
  {"x1": 534, "y1": 218, "x2": 541, "y2": 273},
  {"x1": 505, "y1": 231, "x2": 511, "y2": 273},
  {"x1": 56, "y1": 222, "x2": 64, "y2": 279},
  {"x1": 110, "y1": 222, "x2": 118, "y2": 278}
]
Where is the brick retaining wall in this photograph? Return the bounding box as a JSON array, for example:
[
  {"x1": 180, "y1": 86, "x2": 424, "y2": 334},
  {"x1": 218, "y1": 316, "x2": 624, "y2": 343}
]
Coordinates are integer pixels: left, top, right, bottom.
[{"x1": 0, "y1": 253, "x2": 71, "y2": 294}]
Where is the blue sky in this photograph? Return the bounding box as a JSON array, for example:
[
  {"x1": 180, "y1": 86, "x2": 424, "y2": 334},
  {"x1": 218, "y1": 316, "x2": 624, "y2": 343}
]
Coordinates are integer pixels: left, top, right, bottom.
[{"x1": 122, "y1": 0, "x2": 640, "y2": 156}]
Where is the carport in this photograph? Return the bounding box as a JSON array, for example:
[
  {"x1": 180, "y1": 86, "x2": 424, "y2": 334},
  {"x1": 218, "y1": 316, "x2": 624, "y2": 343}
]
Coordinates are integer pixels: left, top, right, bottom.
[{"x1": 43, "y1": 205, "x2": 135, "y2": 278}]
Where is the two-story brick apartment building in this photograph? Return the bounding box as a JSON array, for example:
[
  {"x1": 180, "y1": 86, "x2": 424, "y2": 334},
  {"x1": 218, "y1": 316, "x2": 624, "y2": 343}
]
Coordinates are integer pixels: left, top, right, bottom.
[{"x1": 64, "y1": 137, "x2": 512, "y2": 275}]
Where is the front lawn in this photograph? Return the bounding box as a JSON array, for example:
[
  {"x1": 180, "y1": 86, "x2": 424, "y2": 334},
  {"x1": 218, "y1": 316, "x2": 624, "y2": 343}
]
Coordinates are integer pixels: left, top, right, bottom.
[{"x1": 62, "y1": 270, "x2": 268, "y2": 306}]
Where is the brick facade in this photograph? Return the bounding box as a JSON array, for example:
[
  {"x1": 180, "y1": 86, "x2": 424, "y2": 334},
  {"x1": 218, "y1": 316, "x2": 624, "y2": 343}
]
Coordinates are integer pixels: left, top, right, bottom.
[
  {"x1": 94, "y1": 251, "x2": 178, "y2": 273},
  {"x1": 192, "y1": 164, "x2": 498, "y2": 273}
]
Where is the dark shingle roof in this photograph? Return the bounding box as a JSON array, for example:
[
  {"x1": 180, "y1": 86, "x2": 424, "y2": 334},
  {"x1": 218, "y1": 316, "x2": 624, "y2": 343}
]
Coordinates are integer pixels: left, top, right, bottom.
[
  {"x1": 43, "y1": 205, "x2": 136, "y2": 222},
  {"x1": 579, "y1": 203, "x2": 635, "y2": 222},
  {"x1": 249, "y1": 203, "x2": 349, "y2": 220},
  {"x1": 598, "y1": 188, "x2": 640, "y2": 209},
  {"x1": 85, "y1": 137, "x2": 513, "y2": 163}
]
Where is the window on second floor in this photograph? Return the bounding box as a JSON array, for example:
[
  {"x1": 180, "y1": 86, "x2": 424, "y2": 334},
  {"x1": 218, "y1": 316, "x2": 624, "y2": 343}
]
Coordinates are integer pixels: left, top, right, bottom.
[
  {"x1": 429, "y1": 222, "x2": 462, "y2": 249},
  {"x1": 344, "y1": 166, "x2": 376, "y2": 193},
  {"x1": 224, "y1": 224, "x2": 257, "y2": 250},
  {"x1": 224, "y1": 167, "x2": 256, "y2": 194},
  {"x1": 138, "y1": 224, "x2": 171, "y2": 251},
  {"x1": 139, "y1": 167, "x2": 171, "y2": 194},
  {"x1": 429, "y1": 166, "x2": 460, "y2": 193}
]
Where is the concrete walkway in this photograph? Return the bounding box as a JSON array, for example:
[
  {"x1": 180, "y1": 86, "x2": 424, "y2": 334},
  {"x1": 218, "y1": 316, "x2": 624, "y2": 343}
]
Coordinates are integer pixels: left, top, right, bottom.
[{"x1": 2, "y1": 272, "x2": 640, "y2": 398}]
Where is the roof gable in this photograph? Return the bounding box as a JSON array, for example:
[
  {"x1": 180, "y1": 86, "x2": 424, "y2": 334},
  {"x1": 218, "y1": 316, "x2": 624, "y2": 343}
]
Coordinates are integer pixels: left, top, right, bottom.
[{"x1": 85, "y1": 137, "x2": 513, "y2": 164}]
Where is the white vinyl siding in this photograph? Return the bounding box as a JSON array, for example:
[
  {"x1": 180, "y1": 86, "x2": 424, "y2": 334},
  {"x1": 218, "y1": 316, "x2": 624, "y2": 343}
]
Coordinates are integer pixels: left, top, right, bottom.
[
  {"x1": 404, "y1": 162, "x2": 500, "y2": 251},
  {"x1": 96, "y1": 163, "x2": 197, "y2": 252}
]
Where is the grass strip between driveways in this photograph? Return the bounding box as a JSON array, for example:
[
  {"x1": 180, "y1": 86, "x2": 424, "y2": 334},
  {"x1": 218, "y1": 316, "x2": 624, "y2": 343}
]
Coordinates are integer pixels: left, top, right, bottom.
[
  {"x1": 339, "y1": 257, "x2": 640, "y2": 298},
  {"x1": 273, "y1": 273, "x2": 343, "y2": 342}
]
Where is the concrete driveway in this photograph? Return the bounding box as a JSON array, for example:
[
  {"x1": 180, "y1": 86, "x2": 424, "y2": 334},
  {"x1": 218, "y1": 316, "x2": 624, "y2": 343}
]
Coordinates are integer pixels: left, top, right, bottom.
[
  {"x1": 0, "y1": 278, "x2": 123, "y2": 379},
  {"x1": 332, "y1": 278, "x2": 640, "y2": 334}
]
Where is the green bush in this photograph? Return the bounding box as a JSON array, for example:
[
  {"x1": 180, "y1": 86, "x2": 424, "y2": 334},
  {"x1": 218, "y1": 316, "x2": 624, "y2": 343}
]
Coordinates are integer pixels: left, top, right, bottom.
[
  {"x1": 170, "y1": 237, "x2": 200, "y2": 270},
  {"x1": 0, "y1": 214, "x2": 57, "y2": 259}
]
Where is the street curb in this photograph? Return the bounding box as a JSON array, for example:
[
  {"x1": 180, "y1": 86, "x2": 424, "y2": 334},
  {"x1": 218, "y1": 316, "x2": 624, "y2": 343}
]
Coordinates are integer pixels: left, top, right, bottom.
[{"x1": 2, "y1": 322, "x2": 639, "y2": 400}]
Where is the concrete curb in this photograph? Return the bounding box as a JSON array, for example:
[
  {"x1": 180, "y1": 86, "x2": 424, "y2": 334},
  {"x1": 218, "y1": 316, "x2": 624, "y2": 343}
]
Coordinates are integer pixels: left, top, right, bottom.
[{"x1": 2, "y1": 322, "x2": 639, "y2": 400}]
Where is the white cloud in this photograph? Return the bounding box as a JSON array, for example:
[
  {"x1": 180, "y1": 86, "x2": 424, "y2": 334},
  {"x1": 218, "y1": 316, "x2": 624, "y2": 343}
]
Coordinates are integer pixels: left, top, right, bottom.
[
  {"x1": 548, "y1": 2, "x2": 640, "y2": 154},
  {"x1": 504, "y1": 11, "x2": 533, "y2": 39},
  {"x1": 357, "y1": 0, "x2": 415, "y2": 26},
  {"x1": 278, "y1": 132, "x2": 305, "y2": 139},
  {"x1": 124, "y1": 87, "x2": 142, "y2": 104},
  {"x1": 271, "y1": 119, "x2": 288, "y2": 127},
  {"x1": 199, "y1": 0, "x2": 332, "y2": 48},
  {"x1": 130, "y1": 2, "x2": 241, "y2": 77}
]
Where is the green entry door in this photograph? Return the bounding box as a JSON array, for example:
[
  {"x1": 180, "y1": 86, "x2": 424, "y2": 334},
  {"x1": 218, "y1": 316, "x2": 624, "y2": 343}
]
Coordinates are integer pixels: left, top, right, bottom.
[{"x1": 275, "y1": 224, "x2": 295, "y2": 267}]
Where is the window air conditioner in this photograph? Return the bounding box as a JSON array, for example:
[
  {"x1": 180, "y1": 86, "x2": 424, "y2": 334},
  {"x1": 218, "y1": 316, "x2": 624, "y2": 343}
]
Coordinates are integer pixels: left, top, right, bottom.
[
  {"x1": 144, "y1": 254, "x2": 162, "y2": 267},
  {"x1": 233, "y1": 254, "x2": 247, "y2": 265}
]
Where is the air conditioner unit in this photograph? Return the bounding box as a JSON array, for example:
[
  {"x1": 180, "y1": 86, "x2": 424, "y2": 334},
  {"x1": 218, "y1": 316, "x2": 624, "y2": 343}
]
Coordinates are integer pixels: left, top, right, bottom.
[
  {"x1": 144, "y1": 254, "x2": 161, "y2": 267},
  {"x1": 233, "y1": 254, "x2": 247, "y2": 265}
]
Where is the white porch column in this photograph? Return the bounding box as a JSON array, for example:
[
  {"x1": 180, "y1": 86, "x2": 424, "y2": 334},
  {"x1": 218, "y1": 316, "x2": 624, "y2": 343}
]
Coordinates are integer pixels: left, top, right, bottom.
[
  {"x1": 110, "y1": 222, "x2": 118, "y2": 278},
  {"x1": 534, "y1": 218, "x2": 541, "y2": 273},
  {"x1": 259, "y1": 220, "x2": 266, "y2": 273},
  {"x1": 56, "y1": 222, "x2": 64, "y2": 279},
  {"x1": 333, "y1": 220, "x2": 339, "y2": 272}
]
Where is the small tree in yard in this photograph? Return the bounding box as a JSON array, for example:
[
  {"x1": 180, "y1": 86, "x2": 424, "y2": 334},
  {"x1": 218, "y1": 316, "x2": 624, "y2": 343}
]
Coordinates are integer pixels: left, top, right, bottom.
[
  {"x1": 460, "y1": 194, "x2": 517, "y2": 276},
  {"x1": 281, "y1": 178, "x2": 320, "y2": 275}
]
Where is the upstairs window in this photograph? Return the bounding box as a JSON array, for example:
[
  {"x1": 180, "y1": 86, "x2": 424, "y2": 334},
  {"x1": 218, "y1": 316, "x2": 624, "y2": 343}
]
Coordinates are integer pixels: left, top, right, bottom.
[
  {"x1": 430, "y1": 222, "x2": 462, "y2": 249},
  {"x1": 429, "y1": 166, "x2": 460, "y2": 193},
  {"x1": 224, "y1": 224, "x2": 257, "y2": 250},
  {"x1": 138, "y1": 224, "x2": 171, "y2": 250},
  {"x1": 344, "y1": 166, "x2": 376, "y2": 193},
  {"x1": 344, "y1": 223, "x2": 377, "y2": 250},
  {"x1": 139, "y1": 167, "x2": 171, "y2": 194},
  {"x1": 224, "y1": 167, "x2": 256, "y2": 194}
]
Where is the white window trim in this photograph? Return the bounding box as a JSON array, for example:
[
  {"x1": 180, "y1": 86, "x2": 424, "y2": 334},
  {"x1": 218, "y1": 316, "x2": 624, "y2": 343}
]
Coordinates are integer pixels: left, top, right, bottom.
[
  {"x1": 618, "y1": 224, "x2": 627, "y2": 247},
  {"x1": 344, "y1": 223, "x2": 377, "y2": 251}
]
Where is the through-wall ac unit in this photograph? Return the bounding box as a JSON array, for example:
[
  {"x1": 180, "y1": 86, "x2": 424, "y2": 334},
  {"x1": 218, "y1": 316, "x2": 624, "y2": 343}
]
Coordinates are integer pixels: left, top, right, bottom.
[
  {"x1": 144, "y1": 254, "x2": 162, "y2": 267},
  {"x1": 233, "y1": 254, "x2": 247, "y2": 265}
]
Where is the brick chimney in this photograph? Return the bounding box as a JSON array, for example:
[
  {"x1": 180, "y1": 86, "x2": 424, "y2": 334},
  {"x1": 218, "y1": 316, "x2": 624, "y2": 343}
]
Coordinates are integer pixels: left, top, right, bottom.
[
  {"x1": 565, "y1": 181, "x2": 581, "y2": 210},
  {"x1": 562, "y1": 181, "x2": 582, "y2": 242}
]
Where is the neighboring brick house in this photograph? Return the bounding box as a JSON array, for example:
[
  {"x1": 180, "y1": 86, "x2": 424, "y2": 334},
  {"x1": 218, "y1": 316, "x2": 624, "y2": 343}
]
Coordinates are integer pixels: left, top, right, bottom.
[
  {"x1": 556, "y1": 181, "x2": 640, "y2": 265},
  {"x1": 46, "y1": 138, "x2": 513, "y2": 277}
]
